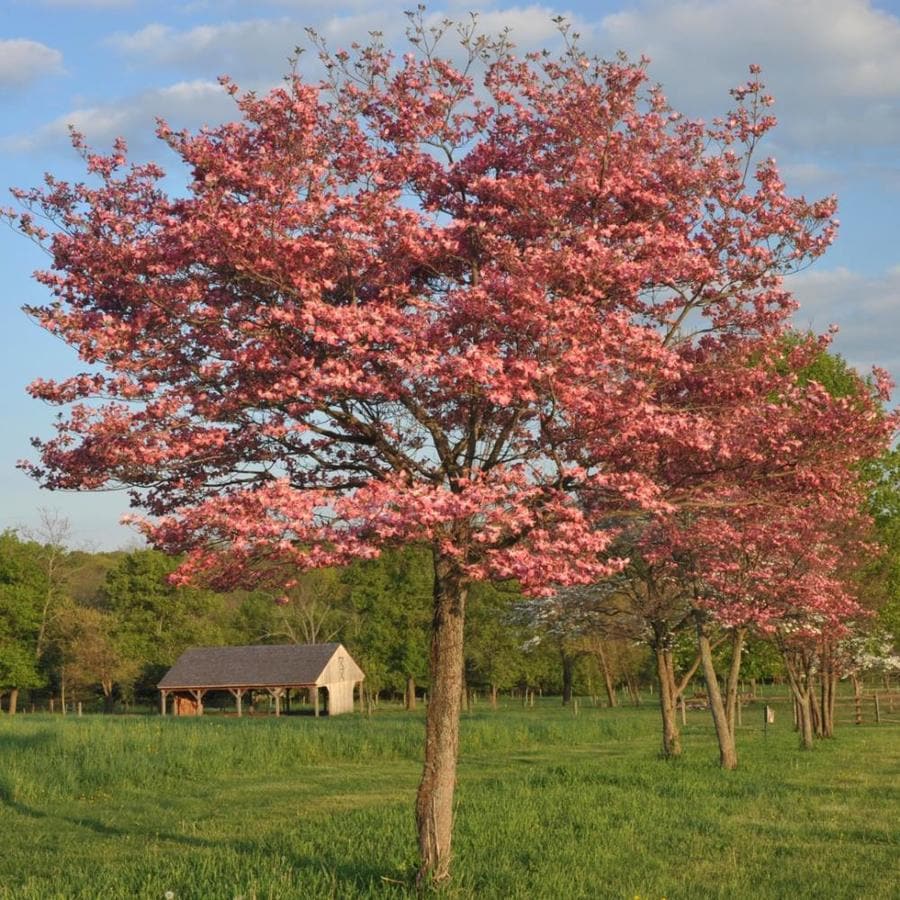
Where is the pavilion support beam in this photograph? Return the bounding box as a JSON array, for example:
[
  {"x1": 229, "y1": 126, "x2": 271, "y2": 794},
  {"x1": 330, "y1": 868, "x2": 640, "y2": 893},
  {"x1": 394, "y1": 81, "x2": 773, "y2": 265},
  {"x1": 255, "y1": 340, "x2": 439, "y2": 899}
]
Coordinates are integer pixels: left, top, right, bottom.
[
  {"x1": 314, "y1": 686, "x2": 320, "y2": 718},
  {"x1": 188, "y1": 689, "x2": 206, "y2": 716},
  {"x1": 228, "y1": 688, "x2": 245, "y2": 717},
  {"x1": 160, "y1": 690, "x2": 167, "y2": 716},
  {"x1": 268, "y1": 688, "x2": 286, "y2": 717}
]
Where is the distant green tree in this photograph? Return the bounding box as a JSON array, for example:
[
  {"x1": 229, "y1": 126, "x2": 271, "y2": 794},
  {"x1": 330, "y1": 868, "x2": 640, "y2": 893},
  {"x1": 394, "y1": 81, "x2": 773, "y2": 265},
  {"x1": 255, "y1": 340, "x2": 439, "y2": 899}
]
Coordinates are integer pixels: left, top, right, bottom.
[
  {"x1": 465, "y1": 580, "x2": 528, "y2": 707},
  {"x1": 0, "y1": 530, "x2": 48, "y2": 713},
  {"x1": 236, "y1": 567, "x2": 348, "y2": 646},
  {"x1": 100, "y1": 549, "x2": 228, "y2": 689},
  {"x1": 342, "y1": 546, "x2": 431, "y2": 705},
  {"x1": 54, "y1": 601, "x2": 141, "y2": 711}
]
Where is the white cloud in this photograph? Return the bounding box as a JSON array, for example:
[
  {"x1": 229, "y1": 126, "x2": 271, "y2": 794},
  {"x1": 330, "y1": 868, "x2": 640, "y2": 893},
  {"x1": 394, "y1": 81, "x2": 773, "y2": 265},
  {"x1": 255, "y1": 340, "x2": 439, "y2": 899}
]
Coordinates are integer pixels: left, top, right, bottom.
[
  {"x1": 596, "y1": 0, "x2": 900, "y2": 150},
  {"x1": 0, "y1": 39, "x2": 63, "y2": 89},
  {"x1": 790, "y1": 265, "x2": 900, "y2": 380},
  {"x1": 0, "y1": 80, "x2": 236, "y2": 156},
  {"x1": 108, "y1": 19, "x2": 303, "y2": 78}
]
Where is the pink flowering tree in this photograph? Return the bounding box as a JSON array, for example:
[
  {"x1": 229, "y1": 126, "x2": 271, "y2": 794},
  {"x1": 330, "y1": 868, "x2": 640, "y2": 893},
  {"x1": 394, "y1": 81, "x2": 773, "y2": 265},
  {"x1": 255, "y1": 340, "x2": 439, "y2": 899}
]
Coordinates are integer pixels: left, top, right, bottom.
[
  {"x1": 641, "y1": 341, "x2": 892, "y2": 762},
  {"x1": 8, "y1": 16, "x2": 849, "y2": 881}
]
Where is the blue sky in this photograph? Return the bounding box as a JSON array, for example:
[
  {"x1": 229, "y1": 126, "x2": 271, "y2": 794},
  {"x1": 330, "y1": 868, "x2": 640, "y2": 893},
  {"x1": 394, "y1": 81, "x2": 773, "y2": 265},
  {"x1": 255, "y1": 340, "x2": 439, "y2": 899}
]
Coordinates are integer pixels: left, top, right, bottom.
[{"x1": 2, "y1": 0, "x2": 899, "y2": 548}]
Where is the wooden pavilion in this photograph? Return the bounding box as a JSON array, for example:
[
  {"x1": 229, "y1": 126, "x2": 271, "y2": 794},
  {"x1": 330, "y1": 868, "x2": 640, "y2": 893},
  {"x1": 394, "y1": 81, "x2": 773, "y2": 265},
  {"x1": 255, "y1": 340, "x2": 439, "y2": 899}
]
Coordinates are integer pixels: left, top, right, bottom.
[{"x1": 157, "y1": 642, "x2": 364, "y2": 717}]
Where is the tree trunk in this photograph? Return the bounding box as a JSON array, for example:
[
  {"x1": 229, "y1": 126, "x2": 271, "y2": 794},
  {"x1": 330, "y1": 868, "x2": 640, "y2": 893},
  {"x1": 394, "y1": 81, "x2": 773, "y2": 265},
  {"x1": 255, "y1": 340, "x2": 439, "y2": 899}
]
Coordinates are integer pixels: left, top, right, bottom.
[
  {"x1": 490, "y1": 683, "x2": 498, "y2": 710},
  {"x1": 561, "y1": 652, "x2": 574, "y2": 705},
  {"x1": 808, "y1": 673, "x2": 822, "y2": 737},
  {"x1": 852, "y1": 673, "x2": 863, "y2": 725},
  {"x1": 823, "y1": 673, "x2": 837, "y2": 737},
  {"x1": 799, "y1": 690, "x2": 815, "y2": 748},
  {"x1": 724, "y1": 627, "x2": 746, "y2": 738},
  {"x1": 8, "y1": 688, "x2": 18, "y2": 716},
  {"x1": 415, "y1": 553, "x2": 467, "y2": 887},
  {"x1": 406, "y1": 676, "x2": 417, "y2": 711},
  {"x1": 596, "y1": 641, "x2": 618, "y2": 708},
  {"x1": 696, "y1": 615, "x2": 737, "y2": 769},
  {"x1": 818, "y1": 644, "x2": 836, "y2": 738},
  {"x1": 783, "y1": 658, "x2": 815, "y2": 749},
  {"x1": 655, "y1": 648, "x2": 681, "y2": 758},
  {"x1": 625, "y1": 673, "x2": 641, "y2": 706}
]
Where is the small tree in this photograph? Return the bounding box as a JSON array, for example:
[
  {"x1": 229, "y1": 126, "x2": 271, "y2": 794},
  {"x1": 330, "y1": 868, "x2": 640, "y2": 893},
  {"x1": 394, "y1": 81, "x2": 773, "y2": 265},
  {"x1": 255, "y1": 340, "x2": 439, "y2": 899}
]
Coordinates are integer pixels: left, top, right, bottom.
[{"x1": 9, "y1": 15, "x2": 852, "y2": 881}]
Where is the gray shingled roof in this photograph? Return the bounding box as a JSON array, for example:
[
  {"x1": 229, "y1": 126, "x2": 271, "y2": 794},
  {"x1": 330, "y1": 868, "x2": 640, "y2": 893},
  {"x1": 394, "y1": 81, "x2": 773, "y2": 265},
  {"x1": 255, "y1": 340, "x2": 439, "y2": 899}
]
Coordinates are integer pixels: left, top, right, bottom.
[{"x1": 158, "y1": 643, "x2": 347, "y2": 689}]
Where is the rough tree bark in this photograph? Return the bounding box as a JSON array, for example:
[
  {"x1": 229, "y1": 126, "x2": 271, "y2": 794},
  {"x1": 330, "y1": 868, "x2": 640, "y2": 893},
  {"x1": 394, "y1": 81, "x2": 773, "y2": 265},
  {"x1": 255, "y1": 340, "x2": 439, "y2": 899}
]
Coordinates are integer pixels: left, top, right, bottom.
[
  {"x1": 695, "y1": 614, "x2": 738, "y2": 769},
  {"x1": 415, "y1": 551, "x2": 467, "y2": 886}
]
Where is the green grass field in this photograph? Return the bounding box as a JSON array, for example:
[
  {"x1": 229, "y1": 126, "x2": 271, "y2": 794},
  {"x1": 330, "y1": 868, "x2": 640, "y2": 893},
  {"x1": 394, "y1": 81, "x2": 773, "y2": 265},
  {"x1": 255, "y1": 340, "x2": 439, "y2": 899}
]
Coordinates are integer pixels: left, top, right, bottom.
[{"x1": 0, "y1": 697, "x2": 897, "y2": 899}]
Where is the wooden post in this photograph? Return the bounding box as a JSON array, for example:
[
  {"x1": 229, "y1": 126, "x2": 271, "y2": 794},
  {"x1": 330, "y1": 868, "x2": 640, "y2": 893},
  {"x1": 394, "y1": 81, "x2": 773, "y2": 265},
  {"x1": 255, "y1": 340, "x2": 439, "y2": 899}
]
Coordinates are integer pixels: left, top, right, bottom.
[
  {"x1": 854, "y1": 690, "x2": 862, "y2": 725},
  {"x1": 189, "y1": 689, "x2": 206, "y2": 716},
  {"x1": 228, "y1": 689, "x2": 244, "y2": 717},
  {"x1": 160, "y1": 690, "x2": 167, "y2": 716},
  {"x1": 874, "y1": 692, "x2": 881, "y2": 724},
  {"x1": 314, "y1": 686, "x2": 320, "y2": 718}
]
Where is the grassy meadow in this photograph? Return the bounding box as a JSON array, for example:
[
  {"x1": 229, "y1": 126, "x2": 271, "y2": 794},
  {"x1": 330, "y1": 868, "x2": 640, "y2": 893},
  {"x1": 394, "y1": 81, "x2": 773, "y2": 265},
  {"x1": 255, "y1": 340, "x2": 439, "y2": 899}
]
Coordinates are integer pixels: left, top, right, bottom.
[{"x1": 0, "y1": 695, "x2": 897, "y2": 899}]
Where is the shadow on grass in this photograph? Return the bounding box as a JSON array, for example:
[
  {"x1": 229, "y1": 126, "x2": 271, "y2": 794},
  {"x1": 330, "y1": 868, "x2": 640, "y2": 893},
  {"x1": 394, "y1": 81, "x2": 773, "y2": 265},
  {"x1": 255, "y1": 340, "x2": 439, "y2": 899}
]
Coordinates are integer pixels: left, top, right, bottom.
[
  {"x1": 0, "y1": 783, "x2": 417, "y2": 895},
  {"x1": 279, "y1": 852, "x2": 416, "y2": 896},
  {"x1": 0, "y1": 729, "x2": 54, "y2": 754},
  {"x1": 0, "y1": 783, "x2": 220, "y2": 849}
]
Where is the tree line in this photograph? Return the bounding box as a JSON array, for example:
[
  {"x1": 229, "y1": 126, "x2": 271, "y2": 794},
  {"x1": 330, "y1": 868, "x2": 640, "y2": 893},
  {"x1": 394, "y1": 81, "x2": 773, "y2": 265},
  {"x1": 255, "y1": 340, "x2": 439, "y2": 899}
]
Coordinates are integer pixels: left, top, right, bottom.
[{"x1": 2, "y1": 509, "x2": 896, "y2": 725}]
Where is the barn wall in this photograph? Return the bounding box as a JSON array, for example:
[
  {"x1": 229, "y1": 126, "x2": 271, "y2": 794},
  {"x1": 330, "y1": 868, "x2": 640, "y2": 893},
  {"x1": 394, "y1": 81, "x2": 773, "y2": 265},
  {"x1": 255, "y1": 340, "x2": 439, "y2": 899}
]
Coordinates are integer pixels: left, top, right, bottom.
[
  {"x1": 325, "y1": 680, "x2": 356, "y2": 715},
  {"x1": 319, "y1": 646, "x2": 365, "y2": 685}
]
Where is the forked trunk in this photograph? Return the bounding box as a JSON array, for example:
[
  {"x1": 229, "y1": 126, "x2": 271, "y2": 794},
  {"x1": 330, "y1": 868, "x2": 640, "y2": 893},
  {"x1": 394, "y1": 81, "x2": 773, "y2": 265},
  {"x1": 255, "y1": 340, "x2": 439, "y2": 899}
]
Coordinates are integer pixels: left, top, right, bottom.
[
  {"x1": 655, "y1": 648, "x2": 681, "y2": 758},
  {"x1": 696, "y1": 616, "x2": 737, "y2": 769},
  {"x1": 818, "y1": 644, "x2": 836, "y2": 738},
  {"x1": 415, "y1": 553, "x2": 467, "y2": 886},
  {"x1": 724, "y1": 627, "x2": 746, "y2": 738},
  {"x1": 783, "y1": 661, "x2": 815, "y2": 749}
]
